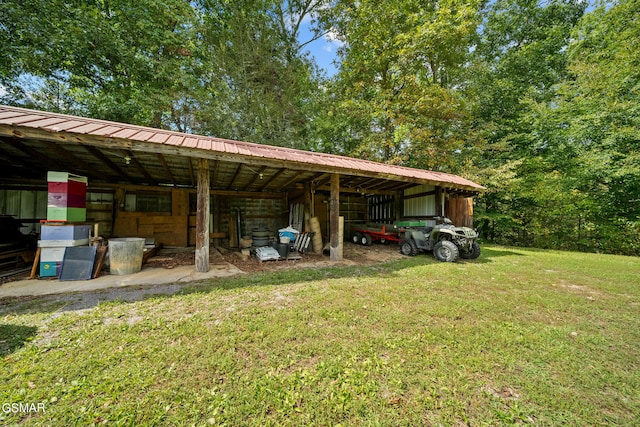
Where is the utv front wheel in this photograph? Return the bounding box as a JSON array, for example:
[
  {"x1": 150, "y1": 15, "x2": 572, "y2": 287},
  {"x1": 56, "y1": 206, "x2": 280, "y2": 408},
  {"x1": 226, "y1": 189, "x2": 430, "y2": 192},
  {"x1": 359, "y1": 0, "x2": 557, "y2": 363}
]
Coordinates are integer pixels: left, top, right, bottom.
[
  {"x1": 399, "y1": 239, "x2": 418, "y2": 256},
  {"x1": 459, "y1": 241, "x2": 481, "y2": 260},
  {"x1": 433, "y1": 240, "x2": 459, "y2": 262}
]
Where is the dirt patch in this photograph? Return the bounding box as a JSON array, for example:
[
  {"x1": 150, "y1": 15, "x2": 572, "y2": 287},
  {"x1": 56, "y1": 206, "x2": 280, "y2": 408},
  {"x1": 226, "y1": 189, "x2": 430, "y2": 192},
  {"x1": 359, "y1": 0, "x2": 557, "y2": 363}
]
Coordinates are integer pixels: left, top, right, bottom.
[
  {"x1": 216, "y1": 242, "x2": 405, "y2": 274},
  {"x1": 556, "y1": 280, "x2": 602, "y2": 298},
  {"x1": 140, "y1": 242, "x2": 405, "y2": 274}
]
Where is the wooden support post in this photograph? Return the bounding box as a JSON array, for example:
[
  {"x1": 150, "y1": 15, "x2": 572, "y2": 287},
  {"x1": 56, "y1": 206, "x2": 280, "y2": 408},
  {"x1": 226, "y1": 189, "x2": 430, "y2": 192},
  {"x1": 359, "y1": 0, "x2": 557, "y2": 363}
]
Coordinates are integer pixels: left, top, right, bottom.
[
  {"x1": 304, "y1": 181, "x2": 313, "y2": 231},
  {"x1": 395, "y1": 190, "x2": 402, "y2": 222},
  {"x1": 195, "y1": 158, "x2": 210, "y2": 272},
  {"x1": 29, "y1": 247, "x2": 41, "y2": 279},
  {"x1": 212, "y1": 194, "x2": 220, "y2": 247},
  {"x1": 435, "y1": 186, "x2": 443, "y2": 218},
  {"x1": 330, "y1": 173, "x2": 342, "y2": 261}
]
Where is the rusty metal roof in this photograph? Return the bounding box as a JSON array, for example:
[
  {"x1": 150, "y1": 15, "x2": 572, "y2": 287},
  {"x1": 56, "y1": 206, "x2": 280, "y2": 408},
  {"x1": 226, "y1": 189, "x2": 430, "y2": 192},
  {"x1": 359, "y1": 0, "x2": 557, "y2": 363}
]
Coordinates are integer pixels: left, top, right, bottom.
[{"x1": 0, "y1": 105, "x2": 484, "y2": 194}]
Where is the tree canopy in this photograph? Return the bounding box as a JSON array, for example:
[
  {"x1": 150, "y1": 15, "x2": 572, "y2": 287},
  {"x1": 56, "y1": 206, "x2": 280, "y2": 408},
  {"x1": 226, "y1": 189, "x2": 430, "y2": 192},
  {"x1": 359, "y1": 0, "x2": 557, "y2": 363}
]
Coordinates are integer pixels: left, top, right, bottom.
[{"x1": 1, "y1": 0, "x2": 638, "y2": 254}]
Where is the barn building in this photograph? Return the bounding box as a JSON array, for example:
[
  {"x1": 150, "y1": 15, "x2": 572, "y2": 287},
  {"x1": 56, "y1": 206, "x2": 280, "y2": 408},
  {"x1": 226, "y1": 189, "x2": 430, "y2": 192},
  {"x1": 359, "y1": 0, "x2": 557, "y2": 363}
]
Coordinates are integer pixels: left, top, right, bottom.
[{"x1": 0, "y1": 105, "x2": 484, "y2": 273}]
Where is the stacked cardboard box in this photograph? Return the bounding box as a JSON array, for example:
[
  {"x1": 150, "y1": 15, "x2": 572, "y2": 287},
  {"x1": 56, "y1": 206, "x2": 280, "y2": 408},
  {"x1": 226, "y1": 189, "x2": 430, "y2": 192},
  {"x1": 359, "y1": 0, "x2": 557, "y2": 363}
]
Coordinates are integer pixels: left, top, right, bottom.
[{"x1": 47, "y1": 171, "x2": 87, "y2": 222}]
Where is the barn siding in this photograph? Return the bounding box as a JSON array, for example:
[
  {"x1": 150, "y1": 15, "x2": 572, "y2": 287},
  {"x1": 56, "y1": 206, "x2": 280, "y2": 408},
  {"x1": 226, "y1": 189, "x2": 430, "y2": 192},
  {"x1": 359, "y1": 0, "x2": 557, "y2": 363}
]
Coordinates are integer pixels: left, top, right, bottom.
[
  {"x1": 403, "y1": 184, "x2": 436, "y2": 218},
  {"x1": 1, "y1": 188, "x2": 47, "y2": 234},
  {"x1": 447, "y1": 197, "x2": 474, "y2": 228}
]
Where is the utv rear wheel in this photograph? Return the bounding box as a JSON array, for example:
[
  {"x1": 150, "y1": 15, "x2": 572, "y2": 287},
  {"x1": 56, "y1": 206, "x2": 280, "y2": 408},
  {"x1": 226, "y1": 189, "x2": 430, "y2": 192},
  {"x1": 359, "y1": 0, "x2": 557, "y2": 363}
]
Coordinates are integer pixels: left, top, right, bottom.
[
  {"x1": 399, "y1": 239, "x2": 418, "y2": 256},
  {"x1": 459, "y1": 241, "x2": 481, "y2": 260},
  {"x1": 434, "y1": 240, "x2": 459, "y2": 262}
]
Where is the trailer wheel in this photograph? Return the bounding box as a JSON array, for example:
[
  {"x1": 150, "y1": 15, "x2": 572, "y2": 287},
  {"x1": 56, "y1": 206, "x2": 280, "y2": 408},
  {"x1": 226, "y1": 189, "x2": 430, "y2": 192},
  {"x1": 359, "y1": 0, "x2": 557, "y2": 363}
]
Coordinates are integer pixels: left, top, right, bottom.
[
  {"x1": 399, "y1": 239, "x2": 418, "y2": 256},
  {"x1": 352, "y1": 232, "x2": 362, "y2": 244},
  {"x1": 360, "y1": 233, "x2": 372, "y2": 246}
]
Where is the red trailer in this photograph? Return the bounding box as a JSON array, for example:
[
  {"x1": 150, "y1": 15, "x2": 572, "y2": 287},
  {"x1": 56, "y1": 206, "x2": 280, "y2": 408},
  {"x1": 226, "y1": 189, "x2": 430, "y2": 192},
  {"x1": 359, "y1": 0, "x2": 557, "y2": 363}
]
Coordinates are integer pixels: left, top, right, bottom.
[{"x1": 350, "y1": 223, "x2": 403, "y2": 246}]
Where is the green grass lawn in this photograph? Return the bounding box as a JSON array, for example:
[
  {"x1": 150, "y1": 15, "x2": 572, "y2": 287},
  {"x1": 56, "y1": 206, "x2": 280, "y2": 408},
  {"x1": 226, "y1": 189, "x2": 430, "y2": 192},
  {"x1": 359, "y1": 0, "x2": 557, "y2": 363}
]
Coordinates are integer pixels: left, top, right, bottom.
[{"x1": 1, "y1": 245, "x2": 639, "y2": 426}]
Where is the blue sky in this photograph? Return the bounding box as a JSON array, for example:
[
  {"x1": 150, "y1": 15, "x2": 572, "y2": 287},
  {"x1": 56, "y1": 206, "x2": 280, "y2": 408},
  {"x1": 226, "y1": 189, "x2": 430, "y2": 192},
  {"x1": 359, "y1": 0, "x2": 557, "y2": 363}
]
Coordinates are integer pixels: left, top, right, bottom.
[{"x1": 297, "y1": 21, "x2": 341, "y2": 77}]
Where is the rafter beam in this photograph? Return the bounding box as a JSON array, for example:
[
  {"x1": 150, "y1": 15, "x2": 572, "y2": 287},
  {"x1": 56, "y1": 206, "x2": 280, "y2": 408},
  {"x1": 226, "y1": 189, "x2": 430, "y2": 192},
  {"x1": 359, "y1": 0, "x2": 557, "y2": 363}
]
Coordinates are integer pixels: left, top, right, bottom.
[
  {"x1": 369, "y1": 179, "x2": 402, "y2": 191},
  {"x1": 0, "y1": 141, "x2": 40, "y2": 172},
  {"x1": 280, "y1": 171, "x2": 311, "y2": 189},
  {"x1": 314, "y1": 184, "x2": 397, "y2": 196},
  {"x1": 314, "y1": 174, "x2": 332, "y2": 188},
  {"x1": 261, "y1": 168, "x2": 287, "y2": 190},
  {"x1": 229, "y1": 163, "x2": 244, "y2": 189},
  {"x1": 11, "y1": 138, "x2": 74, "y2": 172},
  {"x1": 43, "y1": 140, "x2": 109, "y2": 182},
  {"x1": 83, "y1": 145, "x2": 132, "y2": 182},
  {"x1": 247, "y1": 165, "x2": 268, "y2": 188},
  {"x1": 156, "y1": 153, "x2": 175, "y2": 186},
  {"x1": 123, "y1": 150, "x2": 156, "y2": 185}
]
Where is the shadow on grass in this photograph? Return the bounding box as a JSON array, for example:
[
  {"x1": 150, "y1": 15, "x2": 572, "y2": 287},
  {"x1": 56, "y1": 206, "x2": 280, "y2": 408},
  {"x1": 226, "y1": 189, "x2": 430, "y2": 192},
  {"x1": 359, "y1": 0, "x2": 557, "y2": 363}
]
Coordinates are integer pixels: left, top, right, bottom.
[
  {"x1": 0, "y1": 245, "x2": 524, "y2": 316},
  {"x1": 0, "y1": 324, "x2": 38, "y2": 356},
  {"x1": 474, "y1": 246, "x2": 525, "y2": 263}
]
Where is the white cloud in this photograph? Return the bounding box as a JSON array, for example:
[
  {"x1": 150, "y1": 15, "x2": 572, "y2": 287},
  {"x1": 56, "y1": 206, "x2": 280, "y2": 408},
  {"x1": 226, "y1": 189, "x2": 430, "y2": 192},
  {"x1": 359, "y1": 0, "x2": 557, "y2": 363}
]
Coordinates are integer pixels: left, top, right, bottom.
[{"x1": 324, "y1": 29, "x2": 345, "y2": 51}]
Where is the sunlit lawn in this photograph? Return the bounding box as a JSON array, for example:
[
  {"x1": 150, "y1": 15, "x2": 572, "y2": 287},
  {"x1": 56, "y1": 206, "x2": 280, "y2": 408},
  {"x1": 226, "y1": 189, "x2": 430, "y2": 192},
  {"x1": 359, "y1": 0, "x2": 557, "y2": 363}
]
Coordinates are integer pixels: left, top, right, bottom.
[{"x1": 1, "y1": 245, "x2": 639, "y2": 426}]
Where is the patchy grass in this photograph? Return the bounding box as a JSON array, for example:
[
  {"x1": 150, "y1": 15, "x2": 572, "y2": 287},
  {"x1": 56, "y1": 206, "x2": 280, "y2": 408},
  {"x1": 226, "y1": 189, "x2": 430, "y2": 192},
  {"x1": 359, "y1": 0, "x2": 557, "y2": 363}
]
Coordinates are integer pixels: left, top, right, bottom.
[{"x1": 1, "y1": 245, "x2": 639, "y2": 426}]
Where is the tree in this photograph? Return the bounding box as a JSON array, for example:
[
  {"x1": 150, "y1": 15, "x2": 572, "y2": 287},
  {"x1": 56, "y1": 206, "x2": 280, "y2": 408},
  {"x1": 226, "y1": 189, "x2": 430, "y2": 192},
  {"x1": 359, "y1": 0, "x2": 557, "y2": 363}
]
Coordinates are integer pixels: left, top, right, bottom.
[
  {"x1": 1, "y1": 0, "x2": 327, "y2": 147},
  {"x1": 191, "y1": 0, "x2": 327, "y2": 147},
  {"x1": 319, "y1": 0, "x2": 482, "y2": 170},
  {"x1": 469, "y1": 0, "x2": 587, "y2": 247},
  {"x1": 1, "y1": 0, "x2": 199, "y2": 127},
  {"x1": 550, "y1": 0, "x2": 640, "y2": 253}
]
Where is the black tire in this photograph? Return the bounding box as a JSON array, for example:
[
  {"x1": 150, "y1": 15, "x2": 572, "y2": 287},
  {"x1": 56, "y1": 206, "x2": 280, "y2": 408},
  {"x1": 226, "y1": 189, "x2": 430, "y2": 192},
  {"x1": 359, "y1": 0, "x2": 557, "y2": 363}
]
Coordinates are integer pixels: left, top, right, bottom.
[
  {"x1": 399, "y1": 239, "x2": 418, "y2": 256},
  {"x1": 352, "y1": 232, "x2": 362, "y2": 244},
  {"x1": 433, "y1": 240, "x2": 459, "y2": 262},
  {"x1": 459, "y1": 241, "x2": 481, "y2": 260},
  {"x1": 360, "y1": 233, "x2": 372, "y2": 246}
]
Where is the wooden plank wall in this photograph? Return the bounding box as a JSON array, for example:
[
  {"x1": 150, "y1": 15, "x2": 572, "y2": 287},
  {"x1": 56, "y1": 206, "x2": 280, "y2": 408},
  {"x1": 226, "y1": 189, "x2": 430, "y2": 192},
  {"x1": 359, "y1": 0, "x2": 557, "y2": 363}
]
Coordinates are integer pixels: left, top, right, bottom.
[
  {"x1": 113, "y1": 188, "x2": 189, "y2": 246},
  {"x1": 114, "y1": 212, "x2": 188, "y2": 246},
  {"x1": 311, "y1": 192, "x2": 368, "y2": 242},
  {"x1": 447, "y1": 197, "x2": 474, "y2": 228}
]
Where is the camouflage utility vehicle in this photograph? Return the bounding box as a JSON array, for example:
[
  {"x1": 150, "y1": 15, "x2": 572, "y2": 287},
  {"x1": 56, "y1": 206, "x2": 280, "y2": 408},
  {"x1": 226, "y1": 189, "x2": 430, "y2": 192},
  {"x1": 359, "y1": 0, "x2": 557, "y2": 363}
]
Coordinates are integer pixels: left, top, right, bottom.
[{"x1": 398, "y1": 217, "x2": 480, "y2": 262}]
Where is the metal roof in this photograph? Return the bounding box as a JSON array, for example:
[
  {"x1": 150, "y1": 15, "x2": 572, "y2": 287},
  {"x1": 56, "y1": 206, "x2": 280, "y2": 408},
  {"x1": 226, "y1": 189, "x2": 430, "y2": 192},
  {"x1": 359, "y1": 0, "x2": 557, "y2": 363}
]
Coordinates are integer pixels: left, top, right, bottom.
[{"x1": 0, "y1": 105, "x2": 484, "y2": 195}]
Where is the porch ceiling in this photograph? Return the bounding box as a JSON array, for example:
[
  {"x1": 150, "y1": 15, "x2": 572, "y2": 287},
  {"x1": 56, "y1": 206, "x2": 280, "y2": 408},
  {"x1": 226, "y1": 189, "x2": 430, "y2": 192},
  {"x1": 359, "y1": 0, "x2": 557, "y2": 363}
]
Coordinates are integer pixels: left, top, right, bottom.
[
  {"x1": 0, "y1": 134, "x2": 420, "y2": 195},
  {"x1": 0, "y1": 105, "x2": 484, "y2": 197}
]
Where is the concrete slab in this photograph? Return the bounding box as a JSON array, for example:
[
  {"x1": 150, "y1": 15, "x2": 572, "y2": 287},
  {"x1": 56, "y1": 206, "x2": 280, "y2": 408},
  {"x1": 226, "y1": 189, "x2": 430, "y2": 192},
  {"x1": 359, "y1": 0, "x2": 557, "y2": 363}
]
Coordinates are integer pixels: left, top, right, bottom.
[{"x1": 0, "y1": 262, "x2": 244, "y2": 298}]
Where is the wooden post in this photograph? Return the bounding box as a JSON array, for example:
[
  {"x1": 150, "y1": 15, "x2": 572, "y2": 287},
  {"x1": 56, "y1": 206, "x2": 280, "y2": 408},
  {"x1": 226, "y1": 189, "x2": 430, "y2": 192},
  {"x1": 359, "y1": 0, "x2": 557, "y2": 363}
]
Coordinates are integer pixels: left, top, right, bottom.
[
  {"x1": 304, "y1": 181, "x2": 313, "y2": 231},
  {"x1": 330, "y1": 173, "x2": 342, "y2": 261},
  {"x1": 435, "y1": 186, "x2": 443, "y2": 218},
  {"x1": 29, "y1": 247, "x2": 41, "y2": 279},
  {"x1": 195, "y1": 158, "x2": 210, "y2": 272},
  {"x1": 395, "y1": 190, "x2": 402, "y2": 222},
  {"x1": 212, "y1": 194, "x2": 220, "y2": 247}
]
